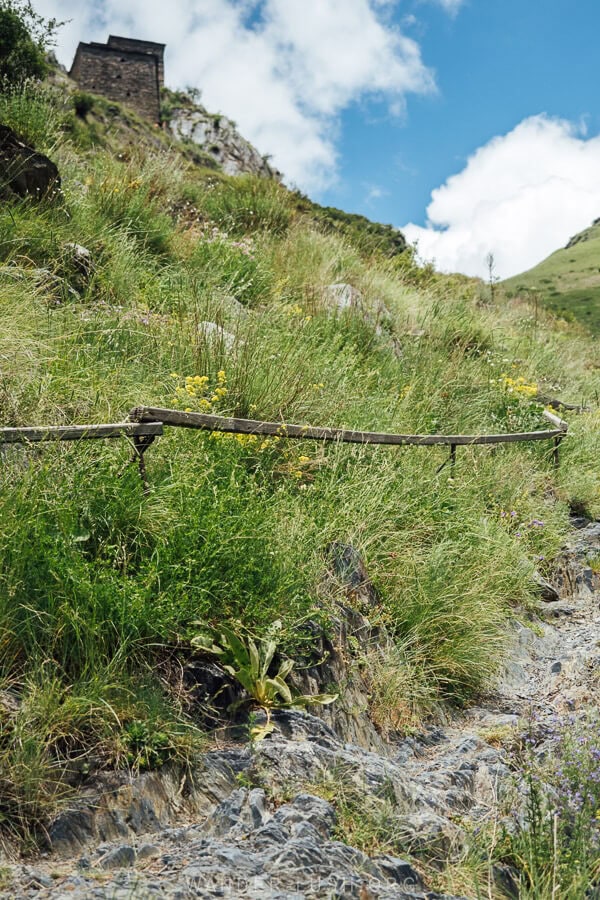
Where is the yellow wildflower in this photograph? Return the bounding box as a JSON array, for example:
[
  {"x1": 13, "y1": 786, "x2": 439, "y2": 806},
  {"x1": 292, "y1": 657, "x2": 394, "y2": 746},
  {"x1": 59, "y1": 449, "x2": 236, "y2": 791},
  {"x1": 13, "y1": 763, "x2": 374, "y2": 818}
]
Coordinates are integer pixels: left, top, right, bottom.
[{"x1": 500, "y1": 373, "x2": 538, "y2": 398}]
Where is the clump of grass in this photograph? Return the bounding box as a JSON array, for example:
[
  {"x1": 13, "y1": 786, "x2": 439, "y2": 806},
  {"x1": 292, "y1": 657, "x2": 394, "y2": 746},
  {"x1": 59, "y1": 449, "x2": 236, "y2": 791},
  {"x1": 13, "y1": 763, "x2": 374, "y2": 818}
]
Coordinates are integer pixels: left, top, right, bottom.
[
  {"x1": 360, "y1": 641, "x2": 439, "y2": 737},
  {"x1": 0, "y1": 80, "x2": 67, "y2": 151},
  {"x1": 0, "y1": 670, "x2": 204, "y2": 850},
  {"x1": 184, "y1": 172, "x2": 293, "y2": 237},
  {"x1": 83, "y1": 151, "x2": 180, "y2": 257}
]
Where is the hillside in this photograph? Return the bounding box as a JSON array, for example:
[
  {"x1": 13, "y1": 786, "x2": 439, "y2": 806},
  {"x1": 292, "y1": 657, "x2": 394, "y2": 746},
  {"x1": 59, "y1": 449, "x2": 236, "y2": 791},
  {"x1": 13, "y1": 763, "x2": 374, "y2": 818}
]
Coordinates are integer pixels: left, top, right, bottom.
[
  {"x1": 2, "y1": 65, "x2": 600, "y2": 897},
  {"x1": 503, "y1": 218, "x2": 600, "y2": 333},
  {"x1": 46, "y1": 68, "x2": 409, "y2": 260}
]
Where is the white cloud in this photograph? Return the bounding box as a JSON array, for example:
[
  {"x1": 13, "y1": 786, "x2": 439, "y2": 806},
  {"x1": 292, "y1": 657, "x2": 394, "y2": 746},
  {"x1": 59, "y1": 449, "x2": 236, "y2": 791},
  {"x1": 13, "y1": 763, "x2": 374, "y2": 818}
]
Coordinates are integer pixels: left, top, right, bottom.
[
  {"x1": 36, "y1": 0, "x2": 435, "y2": 191},
  {"x1": 431, "y1": 0, "x2": 464, "y2": 12},
  {"x1": 403, "y1": 115, "x2": 600, "y2": 279},
  {"x1": 363, "y1": 183, "x2": 389, "y2": 204}
]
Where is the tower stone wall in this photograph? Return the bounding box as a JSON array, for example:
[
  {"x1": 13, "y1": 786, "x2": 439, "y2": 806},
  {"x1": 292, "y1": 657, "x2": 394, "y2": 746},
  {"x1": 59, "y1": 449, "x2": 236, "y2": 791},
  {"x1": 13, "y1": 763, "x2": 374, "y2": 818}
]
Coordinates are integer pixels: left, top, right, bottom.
[{"x1": 70, "y1": 36, "x2": 165, "y2": 123}]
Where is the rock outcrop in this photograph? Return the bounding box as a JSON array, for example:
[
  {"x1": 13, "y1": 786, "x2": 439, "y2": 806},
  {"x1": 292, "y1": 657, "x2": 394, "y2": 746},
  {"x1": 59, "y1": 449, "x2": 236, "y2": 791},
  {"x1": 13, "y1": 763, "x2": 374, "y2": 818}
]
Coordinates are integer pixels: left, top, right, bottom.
[
  {"x1": 0, "y1": 125, "x2": 61, "y2": 199},
  {"x1": 167, "y1": 105, "x2": 281, "y2": 180}
]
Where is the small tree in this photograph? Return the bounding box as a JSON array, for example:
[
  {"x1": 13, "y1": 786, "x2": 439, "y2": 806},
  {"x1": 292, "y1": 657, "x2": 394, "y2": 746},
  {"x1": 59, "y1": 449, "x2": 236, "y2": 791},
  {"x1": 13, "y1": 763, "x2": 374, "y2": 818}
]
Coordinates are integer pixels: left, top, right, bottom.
[
  {"x1": 0, "y1": 0, "x2": 61, "y2": 86},
  {"x1": 486, "y1": 251, "x2": 499, "y2": 302}
]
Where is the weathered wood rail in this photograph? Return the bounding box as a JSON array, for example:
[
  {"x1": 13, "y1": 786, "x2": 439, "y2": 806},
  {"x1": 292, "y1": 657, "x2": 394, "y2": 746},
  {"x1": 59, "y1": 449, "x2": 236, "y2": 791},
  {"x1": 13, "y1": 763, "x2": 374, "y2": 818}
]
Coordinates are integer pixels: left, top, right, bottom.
[
  {"x1": 0, "y1": 422, "x2": 163, "y2": 443},
  {"x1": 131, "y1": 405, "x2": 567, "y2": 447},
  {"x1": 0, "y1": 407, "x2": 569, "y2": 488},
  {"x1": 130, "y1": 406, "x2": 568, "y2": 474}
]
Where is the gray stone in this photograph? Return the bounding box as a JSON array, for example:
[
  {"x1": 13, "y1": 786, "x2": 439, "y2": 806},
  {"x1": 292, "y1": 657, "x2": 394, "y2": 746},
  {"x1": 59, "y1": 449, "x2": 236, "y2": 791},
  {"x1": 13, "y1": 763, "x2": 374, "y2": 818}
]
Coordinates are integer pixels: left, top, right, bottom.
[
  {"x1": 325, "y1": 282, "x2": 364, "y2": 312},
  {"x1": 372, "y1": 855, "x2": 423, "y2": 888},
  {"x1": 538, "y1": 602, "x2": 575, "y2": 620},
  {"x1": 197, "y1": 321, "x2": 237, "y2": 351},
  {"x1": 49, "y1": 807, "x2": 97, "y2": 854},
  {"x1": 98, "y1": 845, "x2": 136, "y2": 869},
  {"x1": 328, "y1": 541, "x2": 380, "y2": 608},
  {"x1": 392, "y1": 812, "x2": 465, "y2": 858},
  {"x1": 205, "y1": 788, "x2": 268, "y2": 838},
  {"x1": 20, "y1": 867, "x2": 54, "y2": 888},
  {"x1": 248, "y1": 820, "x2": 289, "y2": 851},
  {"x1": 136, "y1": 843, "x2": 160, "y2": 860},
  {"x1": 272, "y1": 794, "x2": 336, "y2": 839},
  {"x1": 534, "y1": 571, "x2": 560, "y2": 602},
  {"x1": 0, "y1": 125, "x2": 61, "y2": 200}
]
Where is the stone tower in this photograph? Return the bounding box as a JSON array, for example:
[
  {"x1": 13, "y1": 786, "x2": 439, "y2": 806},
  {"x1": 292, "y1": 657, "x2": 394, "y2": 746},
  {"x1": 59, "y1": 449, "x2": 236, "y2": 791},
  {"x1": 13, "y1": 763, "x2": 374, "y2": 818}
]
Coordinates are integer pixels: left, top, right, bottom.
[{"x1": 69, "y1": 35, "x2": 165, "y2": 123}]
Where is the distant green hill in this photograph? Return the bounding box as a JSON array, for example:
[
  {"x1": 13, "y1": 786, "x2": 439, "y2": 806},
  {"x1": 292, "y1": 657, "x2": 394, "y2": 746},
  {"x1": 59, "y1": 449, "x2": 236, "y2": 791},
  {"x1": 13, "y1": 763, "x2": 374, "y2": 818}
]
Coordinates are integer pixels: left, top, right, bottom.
[{"x1": 503, "y1": 219, "x2": 600, "y2": 333}]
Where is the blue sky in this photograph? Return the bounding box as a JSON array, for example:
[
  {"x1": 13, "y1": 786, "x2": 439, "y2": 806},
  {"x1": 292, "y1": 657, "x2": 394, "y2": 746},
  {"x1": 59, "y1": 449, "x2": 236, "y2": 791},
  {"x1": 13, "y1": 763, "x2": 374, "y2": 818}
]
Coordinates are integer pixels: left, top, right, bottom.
[
  {"x1": 37, "y1": 0, "x2": 600, "y2": 278},
  {"x1": 327, "y1": 0, "x2": 600, "y2": 228}
]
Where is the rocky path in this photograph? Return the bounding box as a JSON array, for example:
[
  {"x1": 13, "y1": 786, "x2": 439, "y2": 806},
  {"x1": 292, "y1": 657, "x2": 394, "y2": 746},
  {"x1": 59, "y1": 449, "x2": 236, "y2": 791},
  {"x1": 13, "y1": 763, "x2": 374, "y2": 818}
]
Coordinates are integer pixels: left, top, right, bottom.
[{"x1": 4, "y1": 524, "x2": 600, "y2": 900}]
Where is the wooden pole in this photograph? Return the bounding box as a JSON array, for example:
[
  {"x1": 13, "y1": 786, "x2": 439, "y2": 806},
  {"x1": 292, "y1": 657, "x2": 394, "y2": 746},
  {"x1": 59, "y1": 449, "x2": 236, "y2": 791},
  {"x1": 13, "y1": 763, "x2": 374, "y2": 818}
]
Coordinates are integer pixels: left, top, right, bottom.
[
  {"x1": 542, "y1": 409, "x2": 569, "y2": 432},
  {"x1": 553, "y1": 435, "x2": 563, "y2": 468}
]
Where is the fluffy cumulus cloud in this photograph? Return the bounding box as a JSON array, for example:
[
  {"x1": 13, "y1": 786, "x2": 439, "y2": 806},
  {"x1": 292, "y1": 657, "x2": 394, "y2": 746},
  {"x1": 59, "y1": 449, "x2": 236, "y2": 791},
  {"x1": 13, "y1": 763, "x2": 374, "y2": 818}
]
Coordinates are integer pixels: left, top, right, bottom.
[
  {"x1": 403, "y1": 115, "x2": 600, "y2": 279},
  {"x1": 35, "y1": 0, "x2": 436, "y2": 190}
]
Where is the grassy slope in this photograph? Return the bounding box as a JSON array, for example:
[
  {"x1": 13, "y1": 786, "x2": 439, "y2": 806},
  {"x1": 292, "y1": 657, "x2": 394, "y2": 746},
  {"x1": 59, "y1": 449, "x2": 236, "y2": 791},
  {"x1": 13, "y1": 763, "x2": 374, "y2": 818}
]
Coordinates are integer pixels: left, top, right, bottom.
[
  {"x1": 1, "y1": 82, "x2": 600, "y2": 850},
  {"x1": 503, "y1": 219, "x2": 600, "y2": 334}
]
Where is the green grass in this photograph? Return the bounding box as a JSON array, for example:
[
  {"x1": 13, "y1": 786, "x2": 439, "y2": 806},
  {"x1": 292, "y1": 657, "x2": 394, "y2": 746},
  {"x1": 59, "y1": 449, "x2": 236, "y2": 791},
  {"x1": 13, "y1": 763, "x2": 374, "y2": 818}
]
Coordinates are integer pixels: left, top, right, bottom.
[
  {"x1": 1, "y1": 82, "x2": 600, "y2": 849},
  {"x1": 503, "y1": 219, "x2": 600, "y2": 334}
]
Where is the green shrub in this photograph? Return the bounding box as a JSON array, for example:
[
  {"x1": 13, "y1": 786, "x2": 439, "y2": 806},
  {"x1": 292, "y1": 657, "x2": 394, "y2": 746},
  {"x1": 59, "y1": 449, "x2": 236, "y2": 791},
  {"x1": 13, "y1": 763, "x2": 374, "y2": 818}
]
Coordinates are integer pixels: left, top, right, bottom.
[
  {"x1": 71, "y1": 90, "x2": 94, "y2": 119},
  {"x1": 192, "y1": 621, "x2": 336, "y2": 738},
  {"x1": 0, "y1": 671, "x2": 203, "y2": 844},
  {"x1": 0, "y1": 0, "x2": 52, "y2": 86}
]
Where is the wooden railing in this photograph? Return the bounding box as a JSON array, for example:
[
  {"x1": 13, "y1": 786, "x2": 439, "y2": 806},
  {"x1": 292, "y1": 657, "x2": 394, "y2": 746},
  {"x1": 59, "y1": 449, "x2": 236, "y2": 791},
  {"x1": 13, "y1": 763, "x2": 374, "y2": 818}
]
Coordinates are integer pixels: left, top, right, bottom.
[
  {"x1": 0, "y1": 406, "x2": 569, "y2": 489},
  {"x1": 130, "y1": 405, "x2": 566, "y2": 447}
]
